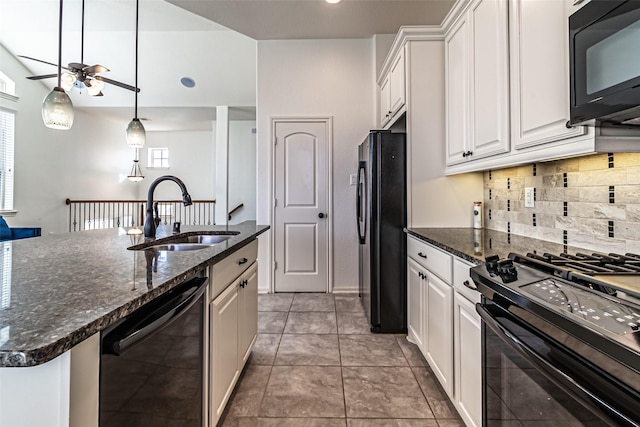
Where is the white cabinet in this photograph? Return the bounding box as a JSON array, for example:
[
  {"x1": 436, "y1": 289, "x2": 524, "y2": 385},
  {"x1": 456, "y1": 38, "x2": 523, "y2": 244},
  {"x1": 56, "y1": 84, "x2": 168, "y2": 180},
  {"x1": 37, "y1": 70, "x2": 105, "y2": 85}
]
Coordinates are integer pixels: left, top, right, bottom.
[
  {"x1": 379, "y1": 46, "x2": 406, "y2": 127},
  {"x1": 453, "y1": 259, "x2": 482, "y2": 427},
  {"x1": 509, "y1": 0, "x2": 586, "y2": 149},
  {"x1": 425, "y1": 269, "x2": 454, "y2": 397},
  {"x1": 446, "y1": 0, "x2": 510, "y2": 166},
  {"x1": 209, "y1": 239, "x2": 259, "y2": 427},
  {"x1": 407, "y1": 257, "x2": 427, "y2": 352}
]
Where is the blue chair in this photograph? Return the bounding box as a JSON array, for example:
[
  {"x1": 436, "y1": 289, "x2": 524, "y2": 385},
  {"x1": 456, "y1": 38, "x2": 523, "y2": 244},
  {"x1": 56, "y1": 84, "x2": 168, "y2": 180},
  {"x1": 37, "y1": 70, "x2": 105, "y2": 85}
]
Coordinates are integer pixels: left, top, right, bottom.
[{"x1": 0, "y1": 216, "x2": 41, "y2": 241}]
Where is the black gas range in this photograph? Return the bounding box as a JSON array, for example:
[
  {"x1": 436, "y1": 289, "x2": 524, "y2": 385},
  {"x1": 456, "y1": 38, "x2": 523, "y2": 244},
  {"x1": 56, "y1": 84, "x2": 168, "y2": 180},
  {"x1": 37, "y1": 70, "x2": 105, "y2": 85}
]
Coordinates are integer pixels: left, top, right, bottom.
[{"x1": 471, "y1": 251, "x2": 640, "y2": 426}]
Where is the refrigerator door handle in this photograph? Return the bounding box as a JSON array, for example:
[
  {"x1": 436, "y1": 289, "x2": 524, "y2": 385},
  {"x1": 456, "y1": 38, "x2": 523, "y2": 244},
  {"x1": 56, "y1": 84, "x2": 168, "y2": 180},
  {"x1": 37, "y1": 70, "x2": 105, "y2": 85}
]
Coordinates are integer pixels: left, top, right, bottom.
[{"x1": 357, "y1": 161, "x2": 366, "y2": 244}]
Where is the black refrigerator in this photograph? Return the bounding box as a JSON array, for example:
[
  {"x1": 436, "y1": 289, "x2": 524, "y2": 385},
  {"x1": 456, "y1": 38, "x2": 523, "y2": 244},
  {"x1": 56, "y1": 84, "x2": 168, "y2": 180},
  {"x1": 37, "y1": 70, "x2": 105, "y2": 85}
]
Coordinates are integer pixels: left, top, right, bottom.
[{"x1": 357, "y1": 130, "x2": 407, "y2": 333}]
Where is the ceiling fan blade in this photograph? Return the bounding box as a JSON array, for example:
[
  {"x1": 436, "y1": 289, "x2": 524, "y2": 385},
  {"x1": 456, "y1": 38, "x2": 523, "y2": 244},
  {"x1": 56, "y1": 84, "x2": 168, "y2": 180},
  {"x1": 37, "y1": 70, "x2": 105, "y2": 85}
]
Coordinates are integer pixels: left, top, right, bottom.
[
  {"x1": 68, "y1": 62, "x2": 89, "y2": 71},
  {"x1": 18, "y1": 55, "x2": 71, "y2": 71},
  {"x1": 26, "y1": 74, "x2": 58, "y2": 80},
  {"x1": 84, "y1": 64, "x2": 110, "y2": 74},
  {"x1": 93, "y1": 76, "x2": 140, "y2": 93},
  {"x1": 94, "y1": 92, "x2": 104, "y2": 97}
]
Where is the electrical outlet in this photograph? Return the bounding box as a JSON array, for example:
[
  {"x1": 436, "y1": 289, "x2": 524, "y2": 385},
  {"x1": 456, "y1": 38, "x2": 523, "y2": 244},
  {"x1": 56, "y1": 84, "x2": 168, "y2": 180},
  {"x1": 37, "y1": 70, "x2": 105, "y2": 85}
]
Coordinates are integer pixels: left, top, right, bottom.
[
  {"x1": 350, "y1": 174, "x2": 357, "y2": 186},
  {"x1": 525, "y1": 187, "x2": 535, "y2": 208}
]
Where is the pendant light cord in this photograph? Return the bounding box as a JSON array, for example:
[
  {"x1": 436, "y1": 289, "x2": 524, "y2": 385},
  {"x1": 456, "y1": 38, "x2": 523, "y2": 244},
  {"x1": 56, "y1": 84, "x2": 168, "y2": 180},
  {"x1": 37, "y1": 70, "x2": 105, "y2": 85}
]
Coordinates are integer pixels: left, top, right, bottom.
[
  {"x1": 80, "y1": 0, "x2": 84, "y2": 65},
  {"x1": 57, "y1": 0, "x2": 64, "y2": 88},
  {"x1": 134, "y1": 0, "x2": 139, "y2": 118}
]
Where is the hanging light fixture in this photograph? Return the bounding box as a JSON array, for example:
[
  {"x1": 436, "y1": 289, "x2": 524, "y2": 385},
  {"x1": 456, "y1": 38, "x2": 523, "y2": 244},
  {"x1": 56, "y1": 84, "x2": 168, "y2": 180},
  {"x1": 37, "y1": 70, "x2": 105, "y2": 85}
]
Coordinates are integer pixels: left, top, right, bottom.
[
  {"x1": 42, "y1": 0, "x2": 74, "y2": 130},
  {"x1": 126, "y1": 0, "x2": 145, "y2": 148},
  {"x1": 127, "y1": 148, "x2": 144, "y2": 182}
]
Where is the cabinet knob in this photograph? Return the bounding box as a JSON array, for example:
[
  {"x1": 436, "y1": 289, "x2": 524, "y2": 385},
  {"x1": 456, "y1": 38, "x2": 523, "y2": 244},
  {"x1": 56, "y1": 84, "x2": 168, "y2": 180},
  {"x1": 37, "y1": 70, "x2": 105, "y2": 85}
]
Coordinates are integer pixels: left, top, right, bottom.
[
  {"x1": 418, "y1": 252, "x2": 427, "y2": 259},
  {"x1": 238, "y1": 257, "x2": 248, "y2": 265}
]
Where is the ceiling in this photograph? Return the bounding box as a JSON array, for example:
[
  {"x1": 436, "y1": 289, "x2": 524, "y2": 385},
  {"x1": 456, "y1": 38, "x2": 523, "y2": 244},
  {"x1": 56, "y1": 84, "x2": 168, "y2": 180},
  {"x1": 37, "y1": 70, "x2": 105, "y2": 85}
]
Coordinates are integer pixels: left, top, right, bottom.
[{"x1": 0, "y1": 0, "x2": 455, "y2": 131}]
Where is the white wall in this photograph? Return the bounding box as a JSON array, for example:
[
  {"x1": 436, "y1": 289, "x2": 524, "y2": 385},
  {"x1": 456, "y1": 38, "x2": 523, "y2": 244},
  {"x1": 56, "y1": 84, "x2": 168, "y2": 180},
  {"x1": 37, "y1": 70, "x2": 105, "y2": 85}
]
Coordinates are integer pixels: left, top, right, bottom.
[
  {"x1": 1, "y1": 43, "x2": 137, "y2": 234},
  {"x1": 228, "y1": 121, "x2": 256, "y2": 224},
  {"x1": 257, "y1": 38, "x2": 375, "y2": 293}
]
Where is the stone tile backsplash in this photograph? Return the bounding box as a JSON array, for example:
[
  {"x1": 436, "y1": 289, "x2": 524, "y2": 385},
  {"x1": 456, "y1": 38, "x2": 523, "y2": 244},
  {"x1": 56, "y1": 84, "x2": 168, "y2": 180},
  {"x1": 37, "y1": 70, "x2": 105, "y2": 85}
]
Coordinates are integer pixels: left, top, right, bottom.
[{"x1": 483, "y1": 153, "x2": 640, "y2": 253}]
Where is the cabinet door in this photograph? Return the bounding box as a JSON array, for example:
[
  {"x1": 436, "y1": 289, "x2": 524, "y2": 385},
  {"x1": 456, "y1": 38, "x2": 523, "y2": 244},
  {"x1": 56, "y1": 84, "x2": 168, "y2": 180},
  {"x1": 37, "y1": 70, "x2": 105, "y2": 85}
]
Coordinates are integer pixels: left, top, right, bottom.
[
  {"x1": 469, "y1": 0, "x2": 510, "y2": 159},
  {"x1": 454, "y1": 291, "x2": 482, "y2": 427},
  {"x1": 445, "y1": 16, "x2": 470, "y2": 166},
  {"x1": 238, "y1": 262, "x2": 258, "y2": 365},
  {"x1": 510, "y1": 0, "x2": 586, "y2": 149},
  {"x1": 380, "y1": 74, "x2": 391, "y2": 127},
  {"x1": 425, "y1": 270, "x2": 453, "y2": 397},
  {"x1": 407, "y1": 258, "x2": 426, "y2": 352},
  {"x1": 389, "y1": 48, "x2": 406, "y2": 116},
  {"x1": 210, "y1": 282, "x2": 240, "y2": 423}
]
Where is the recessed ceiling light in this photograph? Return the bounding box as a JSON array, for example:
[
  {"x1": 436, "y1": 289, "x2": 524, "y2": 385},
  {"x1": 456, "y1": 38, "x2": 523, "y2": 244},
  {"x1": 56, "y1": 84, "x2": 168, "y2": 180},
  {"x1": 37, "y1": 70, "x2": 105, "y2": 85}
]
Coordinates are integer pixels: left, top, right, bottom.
[
  {"x1": 180, "y1": 77, "x2": 196, "y2": 88},
  {"x1": 325, "y1": 0, "x2": 341, "y2": 4}
]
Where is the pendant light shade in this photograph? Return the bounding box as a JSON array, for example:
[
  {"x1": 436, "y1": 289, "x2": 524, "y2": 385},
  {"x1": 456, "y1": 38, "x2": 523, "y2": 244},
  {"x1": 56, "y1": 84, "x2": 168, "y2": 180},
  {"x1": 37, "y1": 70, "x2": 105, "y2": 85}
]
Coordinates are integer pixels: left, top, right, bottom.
[
  {"x1": 43, "y1": 87, "x2": 74, "y2": 129},
  {"x1": 126, "y1": 0, "x2": 145, "y2": 147},
  {"x1": 126, "y1": 118, "x2": 146, "y2": 148},
  {"x1": 127, "y1": 149, "x2": 144, "y2": 182},
  {"x1": 43, "y1": 0, "x2": 73, "y2": 130}
]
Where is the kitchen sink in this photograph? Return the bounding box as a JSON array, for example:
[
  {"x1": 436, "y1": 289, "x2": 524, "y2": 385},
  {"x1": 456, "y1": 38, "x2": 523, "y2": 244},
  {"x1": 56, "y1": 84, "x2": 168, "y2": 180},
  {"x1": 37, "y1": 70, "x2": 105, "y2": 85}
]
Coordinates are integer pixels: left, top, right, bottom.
[
  {"x1": 165, "y1": 234, "x2": 235, "y2": 245},
  {"x1": 145, "y1": 243, "x2": 214, "y2": 252},
  {"x1": 129, "y1": 231, "x2": 240, "y2": 251}
]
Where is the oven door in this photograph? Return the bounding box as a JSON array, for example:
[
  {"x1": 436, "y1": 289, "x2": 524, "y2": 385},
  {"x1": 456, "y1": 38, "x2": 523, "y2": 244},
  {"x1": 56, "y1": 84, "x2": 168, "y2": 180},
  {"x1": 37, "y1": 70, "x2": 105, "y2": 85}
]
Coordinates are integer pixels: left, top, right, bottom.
[{"x1": 477, "y1": 298, "x2": 640, "y2": 426}]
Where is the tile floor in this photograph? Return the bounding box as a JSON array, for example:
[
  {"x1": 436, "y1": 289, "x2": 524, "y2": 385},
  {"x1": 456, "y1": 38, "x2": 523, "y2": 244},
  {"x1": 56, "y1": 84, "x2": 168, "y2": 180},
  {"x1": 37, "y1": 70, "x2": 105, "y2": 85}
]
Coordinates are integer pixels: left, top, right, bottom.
[{"x1": 219, "y1": 293, "x2": 464, "y2": 427}]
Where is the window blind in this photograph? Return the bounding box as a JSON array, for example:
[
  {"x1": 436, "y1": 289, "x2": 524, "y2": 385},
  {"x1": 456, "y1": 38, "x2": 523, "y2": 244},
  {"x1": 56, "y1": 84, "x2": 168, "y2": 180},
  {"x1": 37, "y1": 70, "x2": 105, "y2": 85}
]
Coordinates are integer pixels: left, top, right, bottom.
[{"x1": 0, "y1": 108, "x2": 15, "y2": 211}]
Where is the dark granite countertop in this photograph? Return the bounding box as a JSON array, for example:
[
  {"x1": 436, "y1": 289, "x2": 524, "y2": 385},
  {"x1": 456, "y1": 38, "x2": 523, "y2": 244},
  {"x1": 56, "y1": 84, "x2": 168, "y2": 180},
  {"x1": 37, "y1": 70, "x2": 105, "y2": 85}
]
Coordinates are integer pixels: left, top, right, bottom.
[
  {"x1": 406, "y1": 227, "x2": 588, "y2": 265},
  {"x1": 0, "y1": 221, "x2": 268, "y2": 367}
]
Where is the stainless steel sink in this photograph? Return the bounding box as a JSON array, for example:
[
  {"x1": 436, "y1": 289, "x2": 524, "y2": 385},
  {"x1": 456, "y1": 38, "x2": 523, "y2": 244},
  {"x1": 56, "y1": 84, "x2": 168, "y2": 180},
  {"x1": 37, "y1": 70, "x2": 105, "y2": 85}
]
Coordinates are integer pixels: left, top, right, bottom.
[
  {"x1": 146, "y1": 243, "x2": 214, "y2": 252},
  {"x1": 129, "y1": 231, "x2": 239, "y2": 251},
  {"x1": 167, "y1": 234, "x2": 234, "y2": 245}
]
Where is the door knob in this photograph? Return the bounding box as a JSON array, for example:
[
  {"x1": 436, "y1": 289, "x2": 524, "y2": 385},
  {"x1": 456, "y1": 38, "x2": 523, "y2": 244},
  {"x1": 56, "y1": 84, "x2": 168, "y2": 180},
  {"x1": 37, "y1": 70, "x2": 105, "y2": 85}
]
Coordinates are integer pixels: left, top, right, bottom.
[{"x1": 318, "y1": 213, "x2": 325, "y2": 219}]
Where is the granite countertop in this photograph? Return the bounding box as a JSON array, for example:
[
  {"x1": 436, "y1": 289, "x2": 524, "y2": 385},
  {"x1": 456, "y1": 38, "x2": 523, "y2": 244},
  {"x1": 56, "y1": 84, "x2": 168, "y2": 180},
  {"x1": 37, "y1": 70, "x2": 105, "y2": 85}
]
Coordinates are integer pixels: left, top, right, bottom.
[
  {"x1": 0, "y1": 221, "x2": 269, "y2": 367},
  {"x1": 406, "y1": 227, "x2": 589, "y2": 265}
]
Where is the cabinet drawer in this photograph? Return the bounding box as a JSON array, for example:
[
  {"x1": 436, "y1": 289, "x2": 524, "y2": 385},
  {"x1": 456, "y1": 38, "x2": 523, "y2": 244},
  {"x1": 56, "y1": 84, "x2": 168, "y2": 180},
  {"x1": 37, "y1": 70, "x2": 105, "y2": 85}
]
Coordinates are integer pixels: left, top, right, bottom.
[
  {"x1": 407, "y1": 236, "x2": 452, "y2": 283},
  {"x1": 210, "y1": 239, "x2": 258, "y2": 301},
  {"x1": 453, "y1": 258, "x2": 480, "y2": 304}
]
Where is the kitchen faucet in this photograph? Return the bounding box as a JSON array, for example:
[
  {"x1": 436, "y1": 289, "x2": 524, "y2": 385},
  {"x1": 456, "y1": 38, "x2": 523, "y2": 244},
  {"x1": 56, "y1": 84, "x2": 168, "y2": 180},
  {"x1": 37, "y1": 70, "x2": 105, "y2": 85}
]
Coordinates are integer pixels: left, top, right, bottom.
[{"x1": 144, "y1": 175, "x2": 193, "y2": 238}]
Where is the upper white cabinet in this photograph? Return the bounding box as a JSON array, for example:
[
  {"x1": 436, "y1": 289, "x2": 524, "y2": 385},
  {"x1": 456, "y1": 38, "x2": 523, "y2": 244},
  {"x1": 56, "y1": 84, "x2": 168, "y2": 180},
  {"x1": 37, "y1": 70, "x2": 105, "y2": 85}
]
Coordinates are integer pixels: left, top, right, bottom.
[
  {"x1": 446, "y1": 0, "x2": 510, "y2": 166},
  {"x1": 379, "y1": 46, "x2": 406, "y2": 127},
  {"x1": 509, "y1": 0, "x2": 586, "y2": 149}
]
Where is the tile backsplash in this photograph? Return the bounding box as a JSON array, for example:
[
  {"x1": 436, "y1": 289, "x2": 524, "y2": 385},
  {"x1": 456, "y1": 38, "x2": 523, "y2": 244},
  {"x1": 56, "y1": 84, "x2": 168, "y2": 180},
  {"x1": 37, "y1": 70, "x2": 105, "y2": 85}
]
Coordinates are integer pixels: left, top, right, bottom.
[{"x1": 483, "y1": 153, "x2": 640, "y2": 253}]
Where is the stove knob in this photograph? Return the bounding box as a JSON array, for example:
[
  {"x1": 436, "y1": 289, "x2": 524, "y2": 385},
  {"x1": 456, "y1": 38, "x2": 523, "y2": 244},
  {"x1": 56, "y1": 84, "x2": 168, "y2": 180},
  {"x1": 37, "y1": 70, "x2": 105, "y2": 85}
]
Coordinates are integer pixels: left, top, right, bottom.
[
  {"x1": 497, "y1": 259, "x2": 518, "y2": 282},
  {"x1": 485, "y1": 255, "x2": 500, "y2": 274}
]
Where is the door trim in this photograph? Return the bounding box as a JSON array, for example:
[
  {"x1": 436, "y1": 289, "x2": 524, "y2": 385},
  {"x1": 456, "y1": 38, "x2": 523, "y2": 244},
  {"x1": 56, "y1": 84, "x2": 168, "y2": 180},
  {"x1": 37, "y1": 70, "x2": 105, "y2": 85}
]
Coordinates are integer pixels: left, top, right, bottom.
[{"x1": 270, "y1": 116, "x2": 333, "y2": 293}]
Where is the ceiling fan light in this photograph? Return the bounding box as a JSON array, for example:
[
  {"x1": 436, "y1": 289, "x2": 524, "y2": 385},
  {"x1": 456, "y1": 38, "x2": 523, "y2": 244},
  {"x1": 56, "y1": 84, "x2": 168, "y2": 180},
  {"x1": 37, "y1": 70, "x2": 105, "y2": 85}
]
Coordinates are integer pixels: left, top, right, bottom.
[
  {"x1": 127, "y1": 159, "x2": 144, "y2": 182},
  {"x1": 42, "y1": 87, "x2": 74, "y2": 130},
  {"x1": 61, "y1": 73, "x2": 76, "y2": 91},
  {"x1": 126, "y1": 117, "x2": 146, "y2": 148},
  {"x1": 86, "y1": 79, "x2": 104, "y2": 96}
]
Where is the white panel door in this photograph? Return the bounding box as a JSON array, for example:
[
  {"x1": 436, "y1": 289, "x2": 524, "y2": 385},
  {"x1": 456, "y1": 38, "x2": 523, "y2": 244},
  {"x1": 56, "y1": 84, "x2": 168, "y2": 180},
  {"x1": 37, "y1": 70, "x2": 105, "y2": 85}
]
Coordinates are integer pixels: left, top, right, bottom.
[
  {"x1": 407, "y1": 257, "x2": 426, "y2": 352},
  {"x1": 274, "y1": 120, "x2": 329, "y2": 292},
  {"x1": 425, "y1": 270, "x2": 453, "y2": 398},
  {"x1": 445, "y1": 16, "x2": 469, "y2": 165}
]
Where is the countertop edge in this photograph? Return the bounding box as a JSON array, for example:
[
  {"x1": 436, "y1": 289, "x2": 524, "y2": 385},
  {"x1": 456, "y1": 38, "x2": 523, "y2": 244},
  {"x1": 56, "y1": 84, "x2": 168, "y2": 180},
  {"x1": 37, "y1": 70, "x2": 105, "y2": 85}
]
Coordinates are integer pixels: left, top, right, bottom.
[
  {"x1": 0, "y1": 225, "x2": 269, "y2": 368},
  {"x1": 405, "y1": 228, "x2": 484, "y2": 265}
]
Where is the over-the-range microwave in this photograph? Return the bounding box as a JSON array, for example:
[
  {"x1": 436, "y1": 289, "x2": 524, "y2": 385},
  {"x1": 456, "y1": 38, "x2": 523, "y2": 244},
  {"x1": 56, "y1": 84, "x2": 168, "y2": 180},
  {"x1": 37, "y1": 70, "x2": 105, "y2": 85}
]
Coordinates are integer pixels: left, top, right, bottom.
[{"x1": 569, "y1": 0, "x2": 640, "y2": 127}]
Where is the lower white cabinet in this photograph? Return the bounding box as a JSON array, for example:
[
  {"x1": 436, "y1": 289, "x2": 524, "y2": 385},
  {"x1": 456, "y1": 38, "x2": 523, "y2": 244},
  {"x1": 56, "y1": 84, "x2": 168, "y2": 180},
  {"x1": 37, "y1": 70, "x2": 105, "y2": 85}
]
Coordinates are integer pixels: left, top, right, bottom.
[
  {"x1": 407, "y1": 236, "x2": 482, "y2": 426},
  {"x1": 425, "y1": 269, "x2": 454, "y2": 397},
  {"x1": 209, "y1": 240, "x2": 259, "y2": 427}
]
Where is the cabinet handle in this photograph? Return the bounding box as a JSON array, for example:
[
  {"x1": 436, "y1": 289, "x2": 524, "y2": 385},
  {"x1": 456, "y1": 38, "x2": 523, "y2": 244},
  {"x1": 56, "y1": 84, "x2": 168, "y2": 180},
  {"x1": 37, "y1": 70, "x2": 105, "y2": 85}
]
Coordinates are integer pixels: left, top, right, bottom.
[
  {"x1": 238, "y1": 257, "x2": 248, "y2": 265},
  {"x1": 463, "y1": 280, "x2": 477, "y2": 291},
  {"x1": 418, "y1": 252, "x2": 427, "y2": 259},
  {"x1": 462, "y1": 150, "x2": 473, "y2": 158},
  {"x1": 239, "y1": 280, "x2": 247, "y2": 288}
]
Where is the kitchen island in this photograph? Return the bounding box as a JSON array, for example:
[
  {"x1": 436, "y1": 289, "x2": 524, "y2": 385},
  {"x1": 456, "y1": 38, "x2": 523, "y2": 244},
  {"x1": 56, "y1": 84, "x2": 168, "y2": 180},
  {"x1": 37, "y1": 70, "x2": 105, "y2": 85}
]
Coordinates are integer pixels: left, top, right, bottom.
[{"x1": 0, "y1": 221, "x2": 268, "y2": 427}]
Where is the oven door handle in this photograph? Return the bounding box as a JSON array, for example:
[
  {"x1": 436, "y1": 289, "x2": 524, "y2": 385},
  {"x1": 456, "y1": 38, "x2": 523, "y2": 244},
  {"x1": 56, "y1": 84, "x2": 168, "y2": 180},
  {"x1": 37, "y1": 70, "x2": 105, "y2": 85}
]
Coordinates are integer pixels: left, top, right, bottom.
[
  {"x1": 102, "y1": 276, "x2": 207, "y2": 356},
  {"x1": 476, "y1": 304, "x2": 638, "y2": 427}
]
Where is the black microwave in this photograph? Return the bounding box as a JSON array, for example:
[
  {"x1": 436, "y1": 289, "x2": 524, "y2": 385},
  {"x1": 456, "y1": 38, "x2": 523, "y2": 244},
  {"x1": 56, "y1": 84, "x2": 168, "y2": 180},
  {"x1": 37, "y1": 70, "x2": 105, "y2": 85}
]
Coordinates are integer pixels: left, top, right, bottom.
[{"x1": 569, "y1": 0, "x2": 640, "y2": 127}]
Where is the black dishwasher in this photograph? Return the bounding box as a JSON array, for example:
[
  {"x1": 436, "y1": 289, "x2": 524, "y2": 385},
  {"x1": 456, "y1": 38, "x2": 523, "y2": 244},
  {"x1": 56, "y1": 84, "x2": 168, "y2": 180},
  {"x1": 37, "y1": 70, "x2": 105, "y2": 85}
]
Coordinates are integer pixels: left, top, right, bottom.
[{"x1": 99, "y1": 276, "x2": 207, "y2": 427}]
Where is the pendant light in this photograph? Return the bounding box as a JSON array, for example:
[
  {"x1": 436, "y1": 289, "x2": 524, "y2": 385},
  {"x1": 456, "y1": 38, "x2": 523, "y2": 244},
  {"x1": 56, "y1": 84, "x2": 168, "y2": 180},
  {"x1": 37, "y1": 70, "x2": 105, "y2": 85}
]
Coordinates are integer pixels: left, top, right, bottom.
[
  {"x1": 127, "y1": 148, "x2": 144, "y2": 182},
  {"x1": 42, "y1": 0, "x2": 74, "y2": 130},
  {"x1": 126, "y1": 0, "x2": 145, "y2": 148}
]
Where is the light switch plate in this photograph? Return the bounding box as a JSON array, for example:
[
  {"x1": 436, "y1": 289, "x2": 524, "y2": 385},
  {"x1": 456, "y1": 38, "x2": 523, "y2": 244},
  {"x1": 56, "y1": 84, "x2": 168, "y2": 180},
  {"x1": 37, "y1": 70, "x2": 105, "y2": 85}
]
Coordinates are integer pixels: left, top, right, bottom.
[
  {"x1": 350, "y1": 174, "x2": 357, "y2": 186},
  {"x1": 525, "y1": 187, "x2": 535, "y2": 208}
]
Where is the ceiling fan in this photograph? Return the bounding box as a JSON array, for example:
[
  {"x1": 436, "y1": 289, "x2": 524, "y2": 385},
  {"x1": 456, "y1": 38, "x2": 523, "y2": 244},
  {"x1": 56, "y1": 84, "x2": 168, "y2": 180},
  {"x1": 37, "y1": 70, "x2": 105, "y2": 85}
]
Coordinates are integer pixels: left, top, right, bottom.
[{"x1": 19, "y1": 0, "x2": 139, "y2": 96}]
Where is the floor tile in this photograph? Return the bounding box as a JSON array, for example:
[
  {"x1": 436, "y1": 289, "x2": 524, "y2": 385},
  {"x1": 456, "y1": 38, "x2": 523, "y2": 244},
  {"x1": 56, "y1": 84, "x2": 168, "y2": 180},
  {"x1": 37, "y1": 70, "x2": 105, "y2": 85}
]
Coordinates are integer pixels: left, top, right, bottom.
[
  {"x1": 259, "y1": 293, "x2": 294, "y2": 312},
  {"x1": 259, "y1": 366, "x2": 345, "y2": 418},
  {"x1": 335, "y1": 295, "x2": 364, "y2": 312},
  {"x1": 412, "y1": 367, "x2": 461, "y2": 419},
  {"x1": 343, "y1": 366, "x2": 434, "y2": 419},
  {"x1": 223, "y1": 417, "x2": 347, "y2": 427},
  {"x1": 258, "y1": 311, "x2": 288, "y2": 333},
  {"x1": 348, "y1": 420, "x2": 439, "y2": 427},
  {"x1": 290, "y1": 293, "x2": 336, "y2": 311},
  {"x1": 275, "y1": 334, "x2": 340, "y2": 366},
  {"x1": 339, "y1": 334, "x2": 408, "y2": 367},
  {"x1": 396, "y1": 336, "x2": 427, "y2": 367},
  {"x1": 226, "y1": 365, "x2": 272, "y2": 417},
  {"x1": 435, "y1": 420, "x2": 467, "y2": 427},
  {"x1": 284, "y1": 311, "x2": 337, "y2": 334},
  {"x1": 248, "y1": 334, "x2": 281, "y2": 365},
  {"x1": 337, "y1": 311, "x2": 371, "y2": 334}
]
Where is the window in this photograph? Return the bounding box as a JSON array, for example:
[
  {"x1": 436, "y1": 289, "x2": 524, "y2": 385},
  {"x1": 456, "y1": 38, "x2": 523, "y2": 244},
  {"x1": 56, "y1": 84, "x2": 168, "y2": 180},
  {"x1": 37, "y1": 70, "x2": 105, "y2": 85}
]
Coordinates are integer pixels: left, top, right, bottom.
[
  {"x1": 148, "y1": 147, "x2": 169, "y2": 168},
  {"x1": 0, "y1": 109, "x2": 15, "y2": 211},
  {"x1": 0, "y1": 71, "x2": 16, "y2": 96}
]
